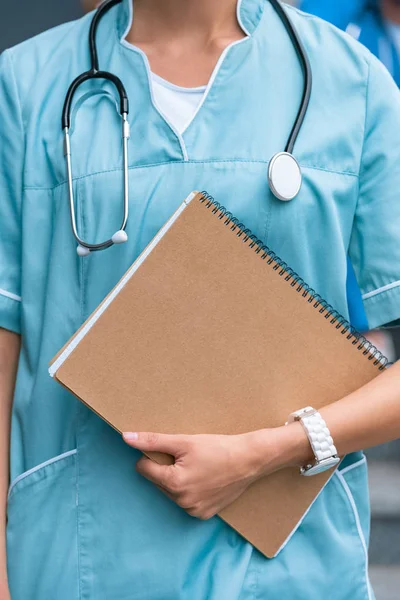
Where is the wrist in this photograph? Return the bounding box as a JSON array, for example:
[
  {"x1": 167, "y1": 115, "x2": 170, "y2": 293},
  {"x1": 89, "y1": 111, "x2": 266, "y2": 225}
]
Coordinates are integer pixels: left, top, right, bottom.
[{"x1": 248, "y1": 423, "x2": 314, "y2": 478}]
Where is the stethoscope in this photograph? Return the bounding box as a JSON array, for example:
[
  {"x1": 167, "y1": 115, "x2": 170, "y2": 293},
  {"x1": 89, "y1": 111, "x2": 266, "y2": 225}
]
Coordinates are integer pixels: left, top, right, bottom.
[{"x1": 63, "y1": 0, "x2": 312, "y2": 256}]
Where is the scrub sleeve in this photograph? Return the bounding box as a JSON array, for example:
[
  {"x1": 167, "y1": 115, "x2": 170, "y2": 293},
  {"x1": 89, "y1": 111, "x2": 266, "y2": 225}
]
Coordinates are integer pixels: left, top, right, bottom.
[
  {"x1": 0, "y1": 50, "x2": 22, "y2": 335},
  {"x1": 349, "y1": 54, "x2": 400, "y2": 329}
]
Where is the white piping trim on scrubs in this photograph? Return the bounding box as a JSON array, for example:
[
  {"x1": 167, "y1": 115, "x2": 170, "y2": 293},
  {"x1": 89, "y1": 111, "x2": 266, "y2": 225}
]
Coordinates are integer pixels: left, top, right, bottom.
[
  {"x1": 338, "y1": 456, "x2": 367, "y2": 476},
  {"x1": 7, "y1": 449, "x2": 77, "y2": 499},
  {"x1": 0, "y1": 288, "x2": 21, "y2": 302},
  {"x1": 175, "y1": 0, "x2": 250, "y2": 135},
  {"x1": 49, "y1": 192, "x2": 197, "y2": 377},
  {"x1": 120, "y1": 0, "x2": 188, "y2": 160},
  {"x1": 272, "y1": 467, "x2": 338, "y2": 557},
  {"x1": 362, "y1": 280, "x2": 400, "y2": 300},
  {"x1": 119, "y1": 0, "x2": 250, "y2": 146},
  {"x1": 335, "y1": 469, "x2": 373, "y2": 600}
]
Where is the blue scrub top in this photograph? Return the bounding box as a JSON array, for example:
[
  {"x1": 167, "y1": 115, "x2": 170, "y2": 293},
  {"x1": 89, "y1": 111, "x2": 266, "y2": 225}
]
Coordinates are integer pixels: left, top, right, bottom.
[{"x1": 2, "y1": 1, "x2": 400, "y2": 598}]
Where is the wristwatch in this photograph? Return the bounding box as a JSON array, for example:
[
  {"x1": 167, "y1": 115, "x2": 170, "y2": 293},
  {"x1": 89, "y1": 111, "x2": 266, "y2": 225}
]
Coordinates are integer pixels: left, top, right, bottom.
[{"x1": 286, "y1": 407, "x2": 340, "y2": 476}]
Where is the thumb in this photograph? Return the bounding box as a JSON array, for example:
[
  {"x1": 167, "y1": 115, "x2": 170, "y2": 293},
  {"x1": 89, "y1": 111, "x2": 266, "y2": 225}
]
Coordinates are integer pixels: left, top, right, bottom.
[{"x1": 122, "y1": 431, "x2": 186, "y2": 456}]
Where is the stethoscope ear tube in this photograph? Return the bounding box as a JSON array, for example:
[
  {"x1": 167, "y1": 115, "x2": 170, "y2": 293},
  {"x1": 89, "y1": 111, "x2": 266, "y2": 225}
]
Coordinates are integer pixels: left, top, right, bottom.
[
  {"x1": 62, "y1": 0, "x2": 128, "y2": 130},
  {"x1": 268, "y1": 0, "x2": 312, "y2": 156},
  {"x1": 63, "y1": 110, "x2": 130, "y2": 255},
  {"x1": 61, "y1": 0, "x2": 129, "y2": 254},
  {"x1": 266, "y1": 1, "x2": 312, "y2": 202},
  {"x1": 88, "y1": 0, "x2": 124, "y2": 72},
  {"x1": 62, "y1": 71, "x2": 129, "y2": 130}
]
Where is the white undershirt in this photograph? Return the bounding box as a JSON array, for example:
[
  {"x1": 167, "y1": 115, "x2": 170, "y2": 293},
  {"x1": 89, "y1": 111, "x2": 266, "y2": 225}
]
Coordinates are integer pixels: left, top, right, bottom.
[{"x1": 150, "y1": 72, "x2": 207, "y2": 135}]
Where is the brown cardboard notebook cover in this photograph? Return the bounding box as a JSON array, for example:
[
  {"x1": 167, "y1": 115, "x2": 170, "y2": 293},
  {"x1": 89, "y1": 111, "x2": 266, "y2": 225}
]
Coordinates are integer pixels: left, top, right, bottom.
[{"x1": 49, "y1": 191, "x2": 385, "y2": 558}]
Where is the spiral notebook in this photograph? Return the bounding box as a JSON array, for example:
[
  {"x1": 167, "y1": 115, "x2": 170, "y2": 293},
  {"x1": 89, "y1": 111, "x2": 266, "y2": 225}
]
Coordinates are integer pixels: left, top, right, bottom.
[{"x1": 49, "y1": 191, "x2": 387, "y2": 558}]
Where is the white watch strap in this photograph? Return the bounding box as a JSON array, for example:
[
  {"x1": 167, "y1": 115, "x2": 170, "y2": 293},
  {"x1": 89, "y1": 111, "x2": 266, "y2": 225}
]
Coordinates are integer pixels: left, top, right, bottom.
[{"x1": 297, "y1": 409, "x2": 338, "y2": 462}]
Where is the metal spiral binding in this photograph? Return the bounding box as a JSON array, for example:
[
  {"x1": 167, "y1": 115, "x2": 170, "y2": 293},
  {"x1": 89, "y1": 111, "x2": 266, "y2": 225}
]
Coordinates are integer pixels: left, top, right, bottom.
[{"x1": 199, "y1": 191, "x2": 389, "y2": 370}]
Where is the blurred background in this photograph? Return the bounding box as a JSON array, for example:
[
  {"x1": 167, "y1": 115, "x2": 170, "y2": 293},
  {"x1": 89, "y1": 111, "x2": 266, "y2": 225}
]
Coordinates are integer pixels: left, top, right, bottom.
[{"x1": 0, "y1": 1, "x2": 399, "y2": 599}]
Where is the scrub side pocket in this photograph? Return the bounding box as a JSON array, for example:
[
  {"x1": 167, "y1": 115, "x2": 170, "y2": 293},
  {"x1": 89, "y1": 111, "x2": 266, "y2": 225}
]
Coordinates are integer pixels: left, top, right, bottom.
[
  {"x1": 253, "y1": 453, "x2": 375, "y2": 600},
  {"x1": 337, "y1": 456, "x2": 371, "y2": 549},
  {"x1": 6, "y1": 450, "x2": 79, "y2": 600},
  {"x1": 335, "y1": 456, "x2": 375, "y2": 600}
]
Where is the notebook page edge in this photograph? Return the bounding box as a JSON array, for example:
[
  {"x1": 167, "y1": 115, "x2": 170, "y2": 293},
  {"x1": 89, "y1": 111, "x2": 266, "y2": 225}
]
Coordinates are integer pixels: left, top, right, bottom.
[{"x1": 48, "y1": 191, "x2": 199, "y2": 378}]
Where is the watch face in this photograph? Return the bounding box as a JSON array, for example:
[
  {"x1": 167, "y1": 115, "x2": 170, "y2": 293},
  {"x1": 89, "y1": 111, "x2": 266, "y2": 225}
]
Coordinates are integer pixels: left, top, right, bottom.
[{"x1": 302, "y1": 456, "x2": 340, "y2": 476}]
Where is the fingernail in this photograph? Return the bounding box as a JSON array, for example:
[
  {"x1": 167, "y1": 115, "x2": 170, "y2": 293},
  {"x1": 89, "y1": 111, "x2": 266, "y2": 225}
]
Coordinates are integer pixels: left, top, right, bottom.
[{"x1": 123, "y1": 432, "x2": 138, "y2": 442}]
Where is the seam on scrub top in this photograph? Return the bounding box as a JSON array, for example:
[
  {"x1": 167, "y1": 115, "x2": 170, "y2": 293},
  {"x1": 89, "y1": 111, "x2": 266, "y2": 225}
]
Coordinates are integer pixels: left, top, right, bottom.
[
  {"x1": 6, "y1": 49, "x2": 27, "y2": 267},
  {"x1": 76, "y1": 179, "x2": 85, "y2": 600},
  {"x1": 334, "y1": 470, "x2": 373, "y2": 600},
  {"x1": 23, "y1": 160, "x2": 359, "y2": 191},
  {"x1": 362, "y1": 279, "x2": 400, "y2": 300},
  {"x1": 78, "y1": 178, "x2": 89, "y2": 323},
  {"x1": 0, "y1": 288, "x2": 22, "y2": 302},
  {"x1": 7, "y1": 449, "x2": 77, "y2": 499},
  {"x1": 76, "y1": 443, "x2": 83, "y2": 600},
  {"x1": 263, "y1": 193, "x2": 272, "y2": 245},
  {"x1": 301, "y1": 164, "x2": 358, "y2": 177},
  {"x1": 358, "y1": 57, "x2": 372, "y2": 181},
  {"x1": 6, "y1": 50, "x2": 24, "y2": 141},
  {"x1": 339, "y1": 456, "x2": 367, "y2": 475}
]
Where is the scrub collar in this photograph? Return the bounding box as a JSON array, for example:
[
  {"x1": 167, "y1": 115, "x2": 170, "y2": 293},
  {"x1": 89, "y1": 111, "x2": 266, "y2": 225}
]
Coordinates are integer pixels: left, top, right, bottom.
[{"x1": 116, "y1": 0, "x2": 267, "y2": 42}]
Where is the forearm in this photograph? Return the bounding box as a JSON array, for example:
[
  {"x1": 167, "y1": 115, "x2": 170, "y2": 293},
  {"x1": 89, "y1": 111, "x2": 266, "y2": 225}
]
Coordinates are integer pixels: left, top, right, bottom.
[
  {"x1": 253, "y1": 359, "x2": 400, "y2": 475},
  {"x1": 0, "y1": 329, "x2": 20, "y2": 597}
]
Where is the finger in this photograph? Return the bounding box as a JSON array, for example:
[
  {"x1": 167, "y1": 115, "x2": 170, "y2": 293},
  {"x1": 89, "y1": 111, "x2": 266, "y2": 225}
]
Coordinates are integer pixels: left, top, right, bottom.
[
  {"x1": 135, "y1": 456, "x2": 174, "y2": 489},
  {"x1": 122, "y1": 431, "x2": 186, "y2": 456}
]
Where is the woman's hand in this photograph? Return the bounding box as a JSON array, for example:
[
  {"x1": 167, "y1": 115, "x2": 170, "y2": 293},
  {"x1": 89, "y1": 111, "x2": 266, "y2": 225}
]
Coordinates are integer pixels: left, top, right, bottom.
[{"x1": 123, "y1": 426, "x2": 309, "y2": 520}]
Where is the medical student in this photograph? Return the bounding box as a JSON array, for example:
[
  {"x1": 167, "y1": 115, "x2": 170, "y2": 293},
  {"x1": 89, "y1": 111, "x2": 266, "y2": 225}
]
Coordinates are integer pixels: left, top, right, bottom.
[{"x1": 1, "y1": 1, "x2": 400, "y2": 599}]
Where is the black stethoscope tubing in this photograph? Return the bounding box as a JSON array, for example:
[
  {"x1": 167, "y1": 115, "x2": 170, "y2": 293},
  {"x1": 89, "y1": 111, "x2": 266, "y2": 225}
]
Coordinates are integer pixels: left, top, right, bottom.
[
  {"x1": 268, "y1": 0, "x2": 312, "y2": 155},
  {"x1": 62, "y1": 0, "x2": 312, "y2": 255}
]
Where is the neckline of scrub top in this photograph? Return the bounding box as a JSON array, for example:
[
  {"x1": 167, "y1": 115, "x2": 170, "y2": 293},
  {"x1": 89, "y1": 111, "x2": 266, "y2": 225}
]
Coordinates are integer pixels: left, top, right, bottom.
[
  {"x1": 116, "y1": 0, "x2": 267, "y2": 147},
  {"x1": 150, "y1": 73, "x2": 206, "y2": 135}
]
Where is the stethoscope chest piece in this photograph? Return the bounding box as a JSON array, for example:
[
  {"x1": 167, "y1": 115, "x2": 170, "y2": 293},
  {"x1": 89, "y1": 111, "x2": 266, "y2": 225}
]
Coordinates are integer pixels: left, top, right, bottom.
[{"x1": 268, "y1": 152, "x2": 302, "y2": 202}]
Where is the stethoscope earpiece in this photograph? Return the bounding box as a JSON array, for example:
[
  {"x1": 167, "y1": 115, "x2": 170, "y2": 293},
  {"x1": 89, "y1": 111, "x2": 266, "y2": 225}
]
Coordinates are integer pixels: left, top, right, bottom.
[
  {"x1": 77, "y1": 245, "x2": 91, "y2": 257},
  {"x1": 111, "y1": 230, "x2": 129, "y2": 244},
  {"x1": 268, "y1": 152, "x2": 302, "y2": 202},
  {"x1": 76, "y1": 230, "x2": 128, "y2": 257}
]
